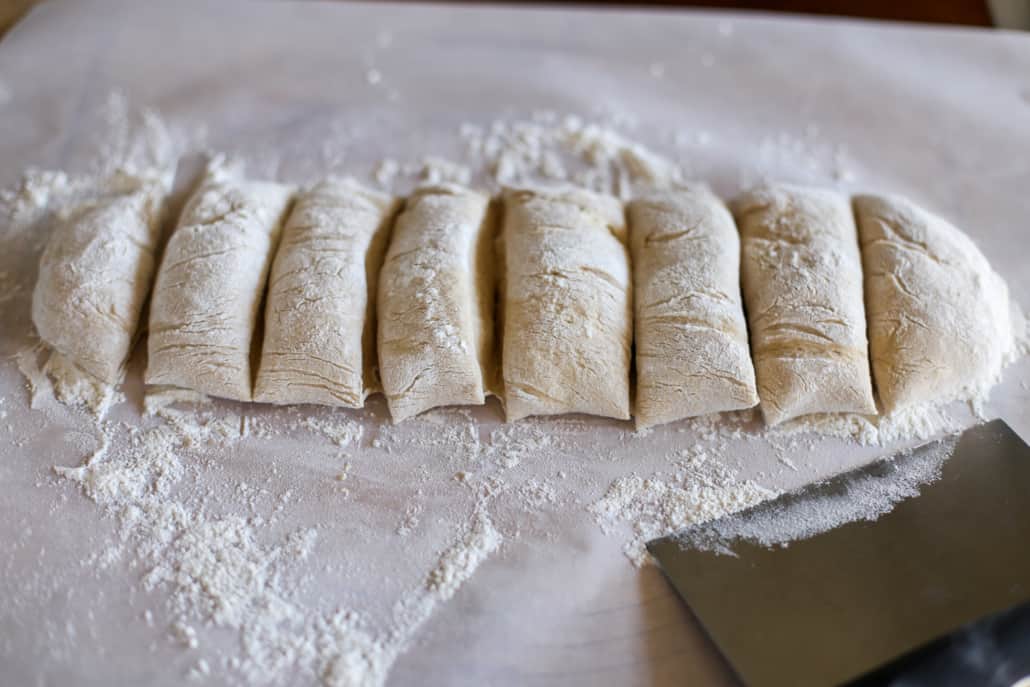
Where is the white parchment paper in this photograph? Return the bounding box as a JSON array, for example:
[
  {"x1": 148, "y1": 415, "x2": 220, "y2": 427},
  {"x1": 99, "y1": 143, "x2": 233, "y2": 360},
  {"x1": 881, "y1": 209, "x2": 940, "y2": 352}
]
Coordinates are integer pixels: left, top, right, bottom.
[{"x1": 0, "y1": 1, "x2": 1028, "y2": 686}]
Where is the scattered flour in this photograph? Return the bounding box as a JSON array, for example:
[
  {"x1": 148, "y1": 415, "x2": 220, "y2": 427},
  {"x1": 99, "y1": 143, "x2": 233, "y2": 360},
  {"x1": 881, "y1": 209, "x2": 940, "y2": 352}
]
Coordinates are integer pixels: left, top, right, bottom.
[
  {"x1": 51, "y1": 416, "x2": 502, "y2": 687},
  {"x1": 589, "y1": 446, "x2": 778, "y2": 566},
  {"x1": 771, "y1": 403, "x2": 968, "y2": 448},
  {"x1": 457, "y1": 112, "x2": 683, "y2": 197},
  {"x1": 675, "y1": 435, "x2": 958, "y2": 554},
  {"x1": 396, "y1": 501, "x2": 423, "y2": 537},
  {"x1": 297, "y1": 416, "x2": 365, "y2": 448},
  {"x1": 3, "y1": 89, "x2": 1028, "y2": 687}
]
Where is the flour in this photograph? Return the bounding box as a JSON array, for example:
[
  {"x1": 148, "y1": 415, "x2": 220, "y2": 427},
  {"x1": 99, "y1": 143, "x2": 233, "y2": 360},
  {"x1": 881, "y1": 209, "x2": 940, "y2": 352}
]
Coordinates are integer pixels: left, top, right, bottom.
[
  {"x1": 394, "y1": 506, "x2": 501, "y2": 633},
  {"x1": 516, "y1": 478, "x2": 561, "y2": 511},
  {"x1": 771, "y1": 403, "x2": 968, "y2": 448},
  {"x1": 44, "y1": 351, "x2": 124, "y2": 419},
  {"x1": 11, "y1": 350, "x2": 123, "y2": 420},
  {"x1": 456, "y1": 112, "x2": 682, "y2": 196},
  {"x1": 479, "y1": 423, "x2": 558, "y2": 469},
  {"x1": 736, "y1": 127, "x2": 858, "y2": 189},
  {"x1": 0, "y1": 169, "x2": 73, "y2": 229},
  {"x1": 297, "y1": 416, "x2": 364, "y2": 448},
  {"x1": 88, "y1": 91, "x2": 196, "y2": 181},
  {"x1": 675, "y1": 436, "x2": 957, "y2": 554},
  {"x1": 395, "y1": 501, "x2": 423, "y2": 536},
  {"x1": 51, "y1": 414, "x2": 502, "y2": 687},
  {"x1": 589, "y1": 446, "x2": 778, "y2": 566}
]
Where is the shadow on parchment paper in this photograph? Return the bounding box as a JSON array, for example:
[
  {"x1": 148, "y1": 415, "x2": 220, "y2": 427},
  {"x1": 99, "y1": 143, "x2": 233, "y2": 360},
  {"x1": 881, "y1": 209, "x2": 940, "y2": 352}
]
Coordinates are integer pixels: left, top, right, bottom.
[{"x1": 636, "y1": 564, "x2": 742, "y2": 687}]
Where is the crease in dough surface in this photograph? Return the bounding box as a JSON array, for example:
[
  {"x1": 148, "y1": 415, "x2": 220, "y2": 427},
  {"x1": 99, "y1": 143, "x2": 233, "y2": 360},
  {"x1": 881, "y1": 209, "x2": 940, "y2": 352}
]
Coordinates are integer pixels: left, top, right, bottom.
[
  {"x1": 377, "y1": 184, "x2": 497, "y2": 423},
  {"x1": 500, "y1": 186, "x2": 631, "y2": 421},
  {"x1": 254, "y1": 178, "x2": 398, "y2": 407},
  {"x1": 629, "y1": 187, "x2": 758, "y2": 428},
  {"x1": 145, "y1": 164, "x2": 293, "y2": 401},
  {"x1": 732, "y1": 185, "x2": 876, "y2": 425},
  {"x1": 32, "y1": 171, "x2": 167, "y2": 384},
  {"x1": 854, "y1": 193, "x2": 1012, "y2": 413}
]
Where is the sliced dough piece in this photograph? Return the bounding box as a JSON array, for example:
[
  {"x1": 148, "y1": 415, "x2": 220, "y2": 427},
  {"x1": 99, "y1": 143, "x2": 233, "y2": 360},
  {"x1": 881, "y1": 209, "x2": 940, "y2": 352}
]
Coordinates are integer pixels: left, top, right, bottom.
[
  {"x1": 732, "y1": 185, "x2": 876, "y2": 426},
  {"x1": 854, "y1": 194, "x2": 1011, "y2": 413},
  {"x1": 254, "y1": 179, "x2": 398, "y2": 407},
  {"x1": 501, "y1": 186, "x2": 631, "y2": 421},
  {"x1": 145, "y1": 168, "x2": 293, "y2": 401},
  {"x1": 629, "y1": 188, "x2": 758, "y2": 428},
  {"x1": 32, "y1": 172, "x2": 166, "y2": 384},
  {"x1": 377, "y1": 184, "x2": 496, "y2": 423}
]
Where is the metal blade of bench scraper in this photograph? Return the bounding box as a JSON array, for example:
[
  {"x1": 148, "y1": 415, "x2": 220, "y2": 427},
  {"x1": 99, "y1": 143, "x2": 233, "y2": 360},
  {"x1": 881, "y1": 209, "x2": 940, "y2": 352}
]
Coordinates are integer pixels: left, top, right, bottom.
[{"x1": 647, "y1": 419, "x2": 1030, "y2": 687}]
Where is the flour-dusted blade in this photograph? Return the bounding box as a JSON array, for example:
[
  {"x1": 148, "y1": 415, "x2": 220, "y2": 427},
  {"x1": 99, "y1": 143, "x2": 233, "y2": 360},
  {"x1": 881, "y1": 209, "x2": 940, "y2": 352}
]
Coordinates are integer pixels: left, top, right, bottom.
[{"x1": 648, "y1": 420, "x2": 1030, "y2": 687}]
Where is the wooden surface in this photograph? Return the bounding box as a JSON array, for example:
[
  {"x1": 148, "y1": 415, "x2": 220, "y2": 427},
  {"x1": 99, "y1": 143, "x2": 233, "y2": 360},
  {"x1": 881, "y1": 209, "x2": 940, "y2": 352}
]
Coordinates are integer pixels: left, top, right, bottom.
[
  {"x1": 0, "y1": 0, "x2": 36, "y2": 36},
  {"x1": 0, "y1": 0, "x2": 998, "y2": 36},
  {"x1": 565, "y1": 0, "x2": 994, "y2": 26}
]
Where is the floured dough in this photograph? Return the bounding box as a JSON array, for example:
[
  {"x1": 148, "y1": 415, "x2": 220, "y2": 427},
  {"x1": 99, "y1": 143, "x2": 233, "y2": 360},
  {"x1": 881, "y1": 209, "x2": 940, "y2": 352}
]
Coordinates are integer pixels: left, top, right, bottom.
[
  {"x1": 732, "y1": 185, "x2": 876, "y2": 425},
  {"x1": 32, "y1": 172, "x2": 166, "y2": 384},
  {"x1": 377, "y1": 184, "x2": 496, "y2": 422},
  {"x1": 629, "y1": 188, "x2": 758, "y2": 428},
  {"x1": 854, "y1": 194, "x2": 1012, "y2": 413},
  {"x1": 254, "y1": 179, "x2": 398, "y2": 406},
  {"x1": 145, "y1": 166, "x2": 293, "y2": 401},
  {"x1": 500, "y1": 186, "x2": 631, "y2": 421}
]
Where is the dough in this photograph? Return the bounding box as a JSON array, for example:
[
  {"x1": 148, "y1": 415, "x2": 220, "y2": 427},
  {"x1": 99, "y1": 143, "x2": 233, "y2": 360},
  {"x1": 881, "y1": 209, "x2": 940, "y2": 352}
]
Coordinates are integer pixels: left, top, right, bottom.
[
  {"x1": 145, "y1": 167, "x2": 293, "y2": 401},
  {"x1": 854, "y1": 194, "x2": 1012, "y2": 413},
  {"x1": 500, "y1": 186, "x2": 631, "y2": 421},
  {"x1": 32, "y1": 172, "x2": 166, "y2": 384},
  {"x1": 629, "y1": 188, "x2": 758, "y2": 428},
  {"x1": 732, "y1": 185, "x2": 876, "y2": 425},
  {"x1": 254, "y1": 179, "x2": 398, "y2": 407},
  {"x1": 377, "y1": 184, "x2": 497, "y2": 422}
]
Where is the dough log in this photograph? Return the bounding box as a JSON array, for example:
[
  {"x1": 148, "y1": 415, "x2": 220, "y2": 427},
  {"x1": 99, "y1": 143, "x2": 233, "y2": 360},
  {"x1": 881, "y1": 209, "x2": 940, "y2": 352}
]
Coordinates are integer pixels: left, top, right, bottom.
[
  {"x1": 377, "y1": 184, "x2": 497, "y2": 422},
  {"x1": 629, "y1": 188, "x2": 758, "y2": 428},
  {"x1": 854, "y1": 194, "x2": 1011, "y2": 413},
  {"x1": 254, "y1": 179, "x2": 398, "y2": 407},
  {"x1": 500, "y1": 187, "x2": 631, "y2": 421},
  {"x1": 732, "y1": 185, "x2": 876, "y2": 425},
  {"x1": 145, "y1": 169, "x2": 293, "y2": 401},
  {"x1": 32, "y1": 173, "x2": 166, "y2": 384}
]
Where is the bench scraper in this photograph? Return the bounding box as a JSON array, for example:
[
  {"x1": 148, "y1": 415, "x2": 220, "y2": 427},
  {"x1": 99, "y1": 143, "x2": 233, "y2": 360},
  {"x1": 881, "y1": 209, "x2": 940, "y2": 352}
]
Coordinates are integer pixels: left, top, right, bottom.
[{"x1": 647, "y1": 419, "x2": 1030, "y2": 687}]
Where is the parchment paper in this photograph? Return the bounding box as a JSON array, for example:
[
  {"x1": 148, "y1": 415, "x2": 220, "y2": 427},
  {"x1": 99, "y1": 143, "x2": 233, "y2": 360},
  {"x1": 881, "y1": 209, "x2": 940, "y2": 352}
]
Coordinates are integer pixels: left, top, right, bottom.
[{"x1": 0, "y1": 1, "x2": 1028, "y2": 686}]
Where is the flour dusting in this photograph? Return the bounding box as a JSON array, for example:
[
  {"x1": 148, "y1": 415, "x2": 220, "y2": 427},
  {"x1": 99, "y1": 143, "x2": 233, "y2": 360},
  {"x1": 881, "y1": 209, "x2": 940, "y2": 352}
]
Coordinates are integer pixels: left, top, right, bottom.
[
  {"x1": 675, "y1": 435, "x2": 958, "y2": 554},
  {"x1": 51, "y1": 415, "x2": 502, "y2": 687},
  {"x1": 589, "y1": 446, "x2": 778, "y2": 566},
  {"x1": 1, "y1": 86, "x2": 1027, "y2": 687}
]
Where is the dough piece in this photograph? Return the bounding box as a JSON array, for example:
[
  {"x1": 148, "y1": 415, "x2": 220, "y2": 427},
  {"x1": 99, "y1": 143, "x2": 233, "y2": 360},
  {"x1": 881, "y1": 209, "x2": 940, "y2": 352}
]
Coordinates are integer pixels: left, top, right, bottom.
[
  {"x1": 377, "y1": 184, "x2": 496, "y2": 422},
  {"x1": 32, "y1": 173, "x2": 166, "y2": 384},
  {"x1": 732, "y1": 185, "x2": 876, "y2": 425},
  {"x1": 629, "y1": 188, "x2": 758, "y2": 428},
  {"x1": 145, "y1": 168, "x2": 293, "y2": 401},
  {"x1": 501, "y1": 186, "x2": 631, "y2": 421},
  {"x1": 254, "y1": 179, "x2": 398, "y2": 406},
  {"x1": 854, "y1": 194, "x2": 1011, "y2": 413}
]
